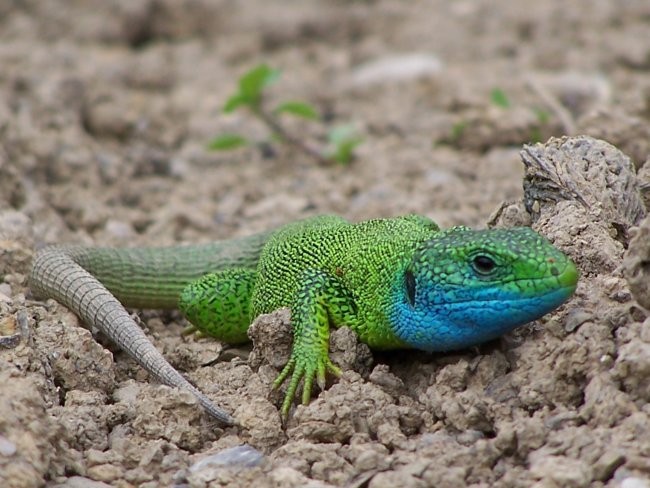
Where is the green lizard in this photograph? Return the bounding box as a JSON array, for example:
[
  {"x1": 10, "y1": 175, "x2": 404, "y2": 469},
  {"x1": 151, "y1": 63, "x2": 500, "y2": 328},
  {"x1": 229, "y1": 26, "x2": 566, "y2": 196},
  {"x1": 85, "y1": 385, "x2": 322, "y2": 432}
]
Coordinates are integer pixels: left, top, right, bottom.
[{"x1": 29, "y1": 215, "x2": 578, "y2": 425}]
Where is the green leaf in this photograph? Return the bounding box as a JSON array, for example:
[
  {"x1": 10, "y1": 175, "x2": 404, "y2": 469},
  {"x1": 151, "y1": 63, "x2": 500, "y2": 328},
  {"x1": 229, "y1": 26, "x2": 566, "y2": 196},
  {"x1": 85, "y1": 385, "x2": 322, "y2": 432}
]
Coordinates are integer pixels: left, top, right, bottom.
[
  {"x1": 450, "y1": 120, "x2": 468, "y2": 141},
  {"x1": 223, "y1": 93, "x2": 248, "y2": 113},
  {"x1": 327, "y1": 125, "x2": 362, "y2": 165},
  {"x1": 208, "y1": 134, "x2": 248, "y2": 150},
  {"x1": 274, "y1": 101, "x2": 319, "y2": 120},
  {"x1": 528, "y1": 127, "x2": 543, "y2": 143},
  {"x1": 533, "y1": 107, "x2": 551, "y2": 124},
  {"x1": 328, "y1": 125, "x2": 354, "y2": 145},
  {"x1": 331, "y1": 141, "x2": 358, "y2": 164},
  {"x1": 239, "y1": 64, "x2": 280, "y2": 102},
  {"x1": 490, "y1": 88, "x2": 511, "y2": 108}
]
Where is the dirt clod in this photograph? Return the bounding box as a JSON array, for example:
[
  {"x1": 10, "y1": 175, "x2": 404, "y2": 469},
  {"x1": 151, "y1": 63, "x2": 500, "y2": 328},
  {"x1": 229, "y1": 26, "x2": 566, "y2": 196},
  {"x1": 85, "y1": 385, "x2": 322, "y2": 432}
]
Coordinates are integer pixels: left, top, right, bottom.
[{"x1": 624, "y1": 214, "x2": 650, "y2": 310}]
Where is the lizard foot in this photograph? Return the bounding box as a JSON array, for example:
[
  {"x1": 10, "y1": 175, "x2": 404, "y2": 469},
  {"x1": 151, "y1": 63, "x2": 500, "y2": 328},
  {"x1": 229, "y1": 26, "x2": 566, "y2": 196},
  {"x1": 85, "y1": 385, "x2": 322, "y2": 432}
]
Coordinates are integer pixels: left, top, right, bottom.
[{"x1": 272, "y1": 354, "x2": 342, "y2": 419}]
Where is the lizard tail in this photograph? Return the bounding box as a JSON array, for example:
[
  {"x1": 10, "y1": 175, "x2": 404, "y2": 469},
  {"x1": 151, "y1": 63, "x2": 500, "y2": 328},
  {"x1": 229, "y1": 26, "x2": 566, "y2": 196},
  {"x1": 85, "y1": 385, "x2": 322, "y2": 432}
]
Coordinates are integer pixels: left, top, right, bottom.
[{"x1": 29, "y1": 233, "x2": 272, "y2": 425}]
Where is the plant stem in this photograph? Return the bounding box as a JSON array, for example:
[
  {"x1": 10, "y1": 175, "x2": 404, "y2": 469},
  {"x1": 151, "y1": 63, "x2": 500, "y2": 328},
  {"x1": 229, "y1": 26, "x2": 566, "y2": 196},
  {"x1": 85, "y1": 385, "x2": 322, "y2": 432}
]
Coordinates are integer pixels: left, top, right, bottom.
[{"x1": 254, "y1": 108, "x2": 330, "y2": 164}]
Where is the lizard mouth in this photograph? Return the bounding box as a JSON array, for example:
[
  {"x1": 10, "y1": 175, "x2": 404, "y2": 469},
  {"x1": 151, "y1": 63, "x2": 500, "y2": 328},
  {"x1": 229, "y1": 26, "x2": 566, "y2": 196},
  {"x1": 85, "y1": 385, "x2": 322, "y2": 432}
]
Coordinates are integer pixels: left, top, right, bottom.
[
  {"x1": 439, "y1": 260, "x2": 579, "y2": 332},
  {"x1": 512, "y1": 258, "x2": 579, "y2": 301},
  {"x1": 554, "y1": 259, "x2": 579, "y2": 290}
]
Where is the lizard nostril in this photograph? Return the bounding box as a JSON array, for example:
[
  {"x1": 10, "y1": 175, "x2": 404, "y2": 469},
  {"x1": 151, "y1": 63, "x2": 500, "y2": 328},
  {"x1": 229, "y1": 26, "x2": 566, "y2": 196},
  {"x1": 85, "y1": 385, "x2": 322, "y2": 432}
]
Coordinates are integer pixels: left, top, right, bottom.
[{"x1": 550, "y1": 266, "x2": 559, "y2": 276}]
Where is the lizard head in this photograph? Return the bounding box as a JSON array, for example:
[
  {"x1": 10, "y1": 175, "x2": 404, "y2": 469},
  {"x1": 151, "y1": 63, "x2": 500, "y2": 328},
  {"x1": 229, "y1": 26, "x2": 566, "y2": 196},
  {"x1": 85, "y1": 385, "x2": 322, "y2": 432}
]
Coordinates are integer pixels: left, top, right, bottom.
[{"x1": 390, "y1": 226, "x2": 578, "y2": 352}]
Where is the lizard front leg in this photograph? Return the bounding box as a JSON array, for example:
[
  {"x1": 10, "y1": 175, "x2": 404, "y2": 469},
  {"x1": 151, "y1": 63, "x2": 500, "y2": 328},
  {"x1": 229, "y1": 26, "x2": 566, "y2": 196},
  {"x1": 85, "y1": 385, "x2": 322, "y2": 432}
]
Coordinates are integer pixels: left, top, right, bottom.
[{"x1": 272, "y1": 268, "x2": 358, "y2": 418}]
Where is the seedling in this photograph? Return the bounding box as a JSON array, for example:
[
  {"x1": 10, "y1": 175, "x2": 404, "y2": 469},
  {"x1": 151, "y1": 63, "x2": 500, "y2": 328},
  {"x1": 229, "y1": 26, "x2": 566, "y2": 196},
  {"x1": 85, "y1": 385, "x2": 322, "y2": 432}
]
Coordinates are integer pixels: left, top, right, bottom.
[
  {"x1": 209, "y1": 64, "x2": 362, "y2": 164},
  {"x1": 441, "y1": 87, "x2": 555, "y2": 147},
  {"x1": 528, "y1": 107, "x2": 552, "y2": 143},
  {"x1": 326, "y1": 125, "x2": 364, "y2": 165},
  {"x1": 489, "y1": 87, "x2": 511, "y2": 108}
]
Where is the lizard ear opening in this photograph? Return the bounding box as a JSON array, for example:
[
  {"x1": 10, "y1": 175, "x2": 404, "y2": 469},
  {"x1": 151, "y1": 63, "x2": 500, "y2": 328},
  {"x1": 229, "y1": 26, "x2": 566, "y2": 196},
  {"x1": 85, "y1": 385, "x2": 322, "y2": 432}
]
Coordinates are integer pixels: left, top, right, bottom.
[{"x1": 404, "y1": 268, "x2": 416, "y2": 307}]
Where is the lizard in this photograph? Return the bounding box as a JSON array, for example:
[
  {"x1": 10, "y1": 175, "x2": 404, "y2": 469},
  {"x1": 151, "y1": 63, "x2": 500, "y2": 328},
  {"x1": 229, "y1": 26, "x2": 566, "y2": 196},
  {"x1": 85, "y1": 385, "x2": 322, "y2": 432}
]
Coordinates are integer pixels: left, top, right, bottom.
[{"x1": 29, "y1": 215, "x2": 578, "y2": 425}]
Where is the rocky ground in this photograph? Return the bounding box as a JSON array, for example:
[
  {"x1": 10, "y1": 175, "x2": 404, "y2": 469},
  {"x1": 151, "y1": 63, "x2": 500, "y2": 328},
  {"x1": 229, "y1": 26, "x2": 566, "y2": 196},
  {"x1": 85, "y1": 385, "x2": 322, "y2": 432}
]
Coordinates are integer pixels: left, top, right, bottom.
[{"x1": 1, "y1": 1, "x2": 649, "y2": 487}]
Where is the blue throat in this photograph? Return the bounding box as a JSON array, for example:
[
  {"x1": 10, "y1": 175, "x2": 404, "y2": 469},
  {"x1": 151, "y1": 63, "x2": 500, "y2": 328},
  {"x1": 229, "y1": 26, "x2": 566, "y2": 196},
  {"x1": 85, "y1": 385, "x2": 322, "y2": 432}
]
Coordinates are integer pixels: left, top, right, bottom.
[{"x1": 389, "y1": 285, "x2": 575, "y2": 352}]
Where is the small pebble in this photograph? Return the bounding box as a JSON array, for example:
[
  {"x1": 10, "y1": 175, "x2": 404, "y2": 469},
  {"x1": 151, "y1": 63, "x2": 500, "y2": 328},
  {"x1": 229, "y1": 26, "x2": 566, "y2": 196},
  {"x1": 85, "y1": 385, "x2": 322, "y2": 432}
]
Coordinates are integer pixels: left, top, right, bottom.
[
  {"x1": 104, "y1": 220, "x2": 136, "y2": 240},
  {"x1": 0, "y1": 283, "x2": 13, "y2": 298},
  {"x1": 352, "y1": 53, "x2": 443, "y2": 87},
  {"x1": 0, "y1": 435, "x2": 17, "y2": 456},
  {"x1": 189, "y1": 445, "x2": 264, "y2": 472},
  {"x1": 564, "y1": 311, "x2": 591, "y2": 332},
  {"x1": 621, "y1": 478, "x2": 650, "y2": 488}
]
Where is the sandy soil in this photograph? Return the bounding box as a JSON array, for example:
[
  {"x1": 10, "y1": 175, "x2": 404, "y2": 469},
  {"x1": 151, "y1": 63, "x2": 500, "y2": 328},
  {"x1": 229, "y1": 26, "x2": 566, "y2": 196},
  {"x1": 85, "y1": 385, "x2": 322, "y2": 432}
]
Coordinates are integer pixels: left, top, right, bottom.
[{"x1": 1, "y1": 1, "x2": 649, "y2": 486}]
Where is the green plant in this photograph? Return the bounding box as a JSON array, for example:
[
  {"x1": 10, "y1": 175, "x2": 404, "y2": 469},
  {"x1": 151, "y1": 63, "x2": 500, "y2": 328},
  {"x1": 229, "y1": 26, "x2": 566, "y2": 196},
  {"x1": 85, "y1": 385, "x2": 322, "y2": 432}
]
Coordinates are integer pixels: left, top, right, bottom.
[
  {"x1": 489, "y1": 87, "x2": 511, "y2": 108},
  {"x1": 449, "y1": 120, "x2": 468, "y2": 142},
  {"x1": 527, "y1": 107, "x2": 552, "y2": 143},
  {"x1": 209, "y1": 64, "x2": 362, "y2": 164},
  {"x1": 326, "y1": 125, "x2": 364, "y2": 165},
  {"x1": 440, "y1": 88, "x2": 556, "y2": 148}
]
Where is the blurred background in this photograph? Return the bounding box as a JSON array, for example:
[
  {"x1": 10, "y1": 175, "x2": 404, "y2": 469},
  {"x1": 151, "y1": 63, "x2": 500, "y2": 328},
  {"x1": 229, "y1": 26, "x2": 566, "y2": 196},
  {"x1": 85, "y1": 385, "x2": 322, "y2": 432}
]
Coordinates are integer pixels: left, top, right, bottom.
[{"x1": 2, "y1": 0, "x2": 648, "y2": 248}]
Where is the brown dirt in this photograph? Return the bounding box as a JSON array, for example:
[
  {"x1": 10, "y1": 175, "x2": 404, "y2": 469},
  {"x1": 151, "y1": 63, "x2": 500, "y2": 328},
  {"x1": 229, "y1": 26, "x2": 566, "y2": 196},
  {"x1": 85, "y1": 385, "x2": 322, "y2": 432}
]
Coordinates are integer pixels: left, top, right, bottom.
[{"x1": 1, "y1": 1, "x2": 649, "y2": 487}]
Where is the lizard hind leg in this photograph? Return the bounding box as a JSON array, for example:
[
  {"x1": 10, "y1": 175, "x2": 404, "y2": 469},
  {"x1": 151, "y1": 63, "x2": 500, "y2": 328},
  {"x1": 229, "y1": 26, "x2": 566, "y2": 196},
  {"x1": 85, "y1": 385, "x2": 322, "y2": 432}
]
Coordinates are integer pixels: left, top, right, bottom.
[{"x1": 179, "y1": 269, "x2": 256, "y2": 344}]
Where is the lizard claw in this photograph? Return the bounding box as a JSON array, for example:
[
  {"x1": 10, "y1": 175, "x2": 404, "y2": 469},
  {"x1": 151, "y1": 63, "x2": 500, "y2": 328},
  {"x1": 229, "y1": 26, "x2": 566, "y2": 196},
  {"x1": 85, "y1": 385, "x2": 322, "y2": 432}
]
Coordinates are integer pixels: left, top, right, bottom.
[{"x1": 272, "y1": 355, "x2": 341, "y2": 419}]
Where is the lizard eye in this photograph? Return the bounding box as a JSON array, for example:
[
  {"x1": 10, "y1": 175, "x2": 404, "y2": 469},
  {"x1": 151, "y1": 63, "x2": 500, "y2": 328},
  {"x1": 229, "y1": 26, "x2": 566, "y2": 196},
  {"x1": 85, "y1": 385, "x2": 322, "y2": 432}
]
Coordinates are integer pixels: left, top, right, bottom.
[
  {"x1": 404, "y1": 268, "x2": 416, "y2": 307},
  {"x1": 472, "y1": 255, "x2": 496, "y2": 275}
]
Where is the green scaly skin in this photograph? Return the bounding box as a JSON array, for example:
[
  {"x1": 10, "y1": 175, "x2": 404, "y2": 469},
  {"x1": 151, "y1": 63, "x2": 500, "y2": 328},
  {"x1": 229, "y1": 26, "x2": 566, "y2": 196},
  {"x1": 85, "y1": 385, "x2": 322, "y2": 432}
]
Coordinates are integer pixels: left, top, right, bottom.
[{"x1": 179, "y1": 215, "x2": 578, "y2": 417}]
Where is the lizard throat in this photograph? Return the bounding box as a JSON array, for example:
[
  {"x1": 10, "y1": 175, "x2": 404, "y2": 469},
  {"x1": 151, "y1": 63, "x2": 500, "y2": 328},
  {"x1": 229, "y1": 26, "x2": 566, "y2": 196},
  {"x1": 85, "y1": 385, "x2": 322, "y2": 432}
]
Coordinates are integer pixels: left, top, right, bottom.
[{"x1": 388, "y1": 282, "x2": 576, "y2": 353}]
